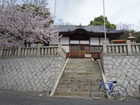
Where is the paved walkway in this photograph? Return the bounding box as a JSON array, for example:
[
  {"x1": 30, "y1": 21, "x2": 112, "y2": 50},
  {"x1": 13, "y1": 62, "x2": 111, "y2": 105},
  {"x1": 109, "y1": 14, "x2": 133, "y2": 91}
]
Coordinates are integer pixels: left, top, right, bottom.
[{"x1": 0, "y1": 90, "x2": 140, "y2": 105}]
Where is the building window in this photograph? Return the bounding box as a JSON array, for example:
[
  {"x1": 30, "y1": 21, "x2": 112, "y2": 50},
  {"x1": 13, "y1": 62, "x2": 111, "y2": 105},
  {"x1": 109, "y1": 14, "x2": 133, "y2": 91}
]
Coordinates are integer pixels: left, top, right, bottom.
[
  {"x1": 81, "y1": 46, "x2": 89, "y2": 50},
  {"x1": 80, "y1": 41, "x2": 89, "y2": 44},
  {"x1": 70, "y1": 40, "x2": 80, "y2": 44},
  {"x1": 71, "y1": 46, "x2": 80, "y2": 50},
  {"x1": 90, "y1": 47, "x2": 100, "y2": 53}
]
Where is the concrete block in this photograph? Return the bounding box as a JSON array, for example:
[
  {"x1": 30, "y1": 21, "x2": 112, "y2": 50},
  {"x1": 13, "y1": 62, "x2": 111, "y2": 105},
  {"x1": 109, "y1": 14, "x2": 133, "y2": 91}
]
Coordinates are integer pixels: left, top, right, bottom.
[
  {"x1": 134, "y1": 58, "x2": 139, "y2": 63},
  {"x1": 124, "y1": 80, "x2": 129, "y2": 86},
  {"x1": 117, "y1": 79, "x2": 124, "y2": 85},
  {"x1": 108, "y1": 65, "x2": 113, "y2": 69},
  {"x1": 123, "y1": 58, "x2": 128, "y2": 63},
  {"x1": 0, "y1": 56, "x2": 64, "y2": 93},
  {"x1": 130, "y1": 80, "x2": 135, "y2": 85},
  {"x1": 104, "y1": 65, "x2": 108, "y2": 69},
  {"x1": 118, "y1": 65, "x2": 124, "y2": 70}
]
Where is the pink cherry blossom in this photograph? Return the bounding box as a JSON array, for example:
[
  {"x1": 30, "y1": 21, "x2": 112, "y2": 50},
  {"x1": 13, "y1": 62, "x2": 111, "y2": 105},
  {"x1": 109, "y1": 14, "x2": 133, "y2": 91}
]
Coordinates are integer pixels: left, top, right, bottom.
[{"x1": 0, "y1": 0, "x2": 60, "y2": 47}]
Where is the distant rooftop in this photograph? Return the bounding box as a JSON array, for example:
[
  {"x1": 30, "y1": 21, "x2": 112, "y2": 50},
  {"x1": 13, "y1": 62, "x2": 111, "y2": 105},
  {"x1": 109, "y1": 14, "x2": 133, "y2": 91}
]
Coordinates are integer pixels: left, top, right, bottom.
[{"x1": 57, "y1": 25, "x2": 123, "y2": 33}]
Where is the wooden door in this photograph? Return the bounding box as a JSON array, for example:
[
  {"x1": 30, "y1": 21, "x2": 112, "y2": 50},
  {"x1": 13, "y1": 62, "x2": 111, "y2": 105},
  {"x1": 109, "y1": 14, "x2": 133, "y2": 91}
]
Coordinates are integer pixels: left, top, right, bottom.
[
  {"x1": 70, "y1": 45, "x2": 90, "y2": 58},
  {"x1": 70, "y1": 45, "x2": 80, "y2": 58}
]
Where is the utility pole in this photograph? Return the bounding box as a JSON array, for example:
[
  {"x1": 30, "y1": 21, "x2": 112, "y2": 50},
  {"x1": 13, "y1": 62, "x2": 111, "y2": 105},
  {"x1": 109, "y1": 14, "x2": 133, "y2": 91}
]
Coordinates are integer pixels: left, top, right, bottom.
[
  {"x1": 0, "y1": 0, "x2": 2, "y2": 5},
  {"x1": 54, "y1": 0, "x2": 56, "y2": 23},
  {"x1": 103, "y1": 0, "x2": 107, "y2": 44}
]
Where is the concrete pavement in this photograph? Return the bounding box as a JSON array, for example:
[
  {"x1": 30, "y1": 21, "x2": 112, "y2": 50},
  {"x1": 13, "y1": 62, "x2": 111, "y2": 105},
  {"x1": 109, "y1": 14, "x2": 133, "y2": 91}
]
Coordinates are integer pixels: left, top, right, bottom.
[{"x1": 0, "y1": 90, "x2": 140, "y2": 105}]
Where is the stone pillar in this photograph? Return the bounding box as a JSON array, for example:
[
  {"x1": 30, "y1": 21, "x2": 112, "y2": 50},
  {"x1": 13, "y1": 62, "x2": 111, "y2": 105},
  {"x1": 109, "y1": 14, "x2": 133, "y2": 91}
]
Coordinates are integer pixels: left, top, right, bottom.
[
  {"x1": 102, "y1": 42, "x2": 107, "y2": 54},
  {"x1": 58, "y1": 43, "x2": 62, "y2": 55},
  {"x1": 127, "y1": 40, "x2": 132, "y2": 55},
  {"x1": 18, "y1": 46, "x2": 21, "y2": 56},
  {"x1": 37, "y1": 44, "x2": 41, "y2": 56},
  {"x1": 0, "y1": 47, "x2": 3, "y2": 57}
]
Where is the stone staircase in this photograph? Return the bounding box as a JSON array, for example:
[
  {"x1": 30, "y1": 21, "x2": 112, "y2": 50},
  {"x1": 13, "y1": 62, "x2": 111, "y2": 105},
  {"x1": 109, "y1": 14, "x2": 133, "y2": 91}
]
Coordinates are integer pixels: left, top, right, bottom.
[{"x1": 54, "y1": 58, "x2": 102, "y2": 98}]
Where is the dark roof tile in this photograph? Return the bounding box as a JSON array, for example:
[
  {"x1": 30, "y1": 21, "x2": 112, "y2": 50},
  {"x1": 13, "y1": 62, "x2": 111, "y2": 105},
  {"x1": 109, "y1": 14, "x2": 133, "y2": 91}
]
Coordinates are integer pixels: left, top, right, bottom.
[{"x1": 56, "y1": 25, "x2": 123, "y2": 33}]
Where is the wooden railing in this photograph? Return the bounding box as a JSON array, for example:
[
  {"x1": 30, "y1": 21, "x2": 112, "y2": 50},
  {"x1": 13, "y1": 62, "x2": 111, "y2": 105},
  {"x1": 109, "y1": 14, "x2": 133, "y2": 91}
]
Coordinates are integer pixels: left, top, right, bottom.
[
  {"x1": 0, "y1": 45, "x2": 66, "y2": 59},
  {"x1": 103, "y1": 40, "x2": 140, "y2": 55}
]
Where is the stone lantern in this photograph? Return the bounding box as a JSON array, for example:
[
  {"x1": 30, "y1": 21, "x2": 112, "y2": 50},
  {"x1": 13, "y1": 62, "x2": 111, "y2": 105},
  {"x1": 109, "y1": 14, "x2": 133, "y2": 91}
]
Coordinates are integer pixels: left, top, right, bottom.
[{"x1": 128, "y1": 33, "x2": 136, "y2": 42}]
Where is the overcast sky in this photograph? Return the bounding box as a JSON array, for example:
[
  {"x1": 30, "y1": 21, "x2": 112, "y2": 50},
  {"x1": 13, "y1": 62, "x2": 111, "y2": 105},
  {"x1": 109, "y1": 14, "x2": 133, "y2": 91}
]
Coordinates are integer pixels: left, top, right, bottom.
[
  {"x1": 47, "y1": 0, "x2": 140, "y2": 31},
  {"x1": 17, "y1": 0, "x2": 140, "y2": 31}
]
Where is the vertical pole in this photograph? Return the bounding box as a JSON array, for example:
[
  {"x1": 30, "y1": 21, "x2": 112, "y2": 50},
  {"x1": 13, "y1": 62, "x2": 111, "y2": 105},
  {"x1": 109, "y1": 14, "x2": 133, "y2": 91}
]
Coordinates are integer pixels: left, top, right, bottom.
[
  {"x1": 103, "y1": 0, "x2": 107, "y2": 44},
  {"x1": 54, "y1": 0, "x2": 56, "y2": 23}
]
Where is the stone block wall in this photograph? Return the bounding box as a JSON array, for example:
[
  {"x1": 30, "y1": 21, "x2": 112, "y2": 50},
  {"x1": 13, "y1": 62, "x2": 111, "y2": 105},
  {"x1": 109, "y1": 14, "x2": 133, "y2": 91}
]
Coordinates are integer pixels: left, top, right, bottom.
[
  {"x1": 0, "y1": 56, "x2": 65, "y2": 95},
  {"x1": 102, "y1": 55, "x2": 140, "y2": 96}
]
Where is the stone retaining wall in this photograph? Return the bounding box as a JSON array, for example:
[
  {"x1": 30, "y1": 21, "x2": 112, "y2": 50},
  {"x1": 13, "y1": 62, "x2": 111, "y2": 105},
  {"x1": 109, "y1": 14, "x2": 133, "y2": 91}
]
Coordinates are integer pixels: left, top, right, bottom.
[
  {"x1": 0, "y1": 56, "x2": 65, "y2": 95},
  {"x1": 102, "y1": 55, "x2": 140, "y2": 96}
]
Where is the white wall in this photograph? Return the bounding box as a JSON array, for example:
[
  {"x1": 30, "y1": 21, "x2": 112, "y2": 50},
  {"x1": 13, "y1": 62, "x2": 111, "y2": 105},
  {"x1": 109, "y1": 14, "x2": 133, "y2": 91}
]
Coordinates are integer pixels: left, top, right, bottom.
[
  {"x1": 90, "y1": 37, "x2": 99, "y2": 45},
  {"x1": 100, "y1": 37, "x2": 109, "y2": 45},
  {"x1": 60, "y1": 37, "x2": 69, "y2": 53},
  {"x1": 60, "y1": 37, "x2": 69, "y2": 44}
]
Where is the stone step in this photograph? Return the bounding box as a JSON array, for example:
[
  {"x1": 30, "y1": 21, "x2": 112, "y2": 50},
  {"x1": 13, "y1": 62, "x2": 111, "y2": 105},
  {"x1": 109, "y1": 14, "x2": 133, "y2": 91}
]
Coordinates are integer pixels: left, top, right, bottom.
[
  {"x1": 58, "y1": 82, "x2": 98, "y2": 87},
  {"x1": 54, "y1": 92, "x2": 90, "y2": 97},
  {"x1": 62, "y1": 72, "x2": 101, "y2": 76},
  {"x1": 61, "y1": 74, "x2": 101, "y2": 78},
  {"x1": 65, "y1": 64, "x2": 99, "y2": 67},
  {"x1": 56, "y1": 86, "x2": 99, "y2": 92},
  {"x1": 59, "y1": 80, "x2": 98, "y2": 84},
  {"x1": 55, "y1": 87, "x2": 99, "y2": 93},
  {"x1": 54, "y1": 58, "x2": 102, "y2": 97},
  {"x1": 64, "y1": 70, "x2": 100, "y2": 73},
  {"x1": 56, "y1": 85, "x2": 99, "y2": 90},
  {"x1": 67, "y1": 61, "x2": 98, "y2": 65},
  {"x1": 68, "y1": 59, "x2": 93, "y2": 62},
  {"x1": 64, "y1": 65, "x2": 100, "y2": 70},
  {"x1": 60, "y1": 77, "x2": 101, "y2": 82},
  {"x1": 64, "y1": 69, "x2": 95, "y2": 73},
  {"x1": 59, "y1": 78, "x2": 100, "y2": 83},
  {"x1": 63, "y1": 70, "x2": 101, "y2": 73},
  {"x1": 67, "y1": 62, "x2": 92, "y2": 64},
  {"x1": 57, "y1": 84, "x2": 99, "y2": 89},
  {"x1": 65, "y1": 67, "x2": 99, "y2": 72}
]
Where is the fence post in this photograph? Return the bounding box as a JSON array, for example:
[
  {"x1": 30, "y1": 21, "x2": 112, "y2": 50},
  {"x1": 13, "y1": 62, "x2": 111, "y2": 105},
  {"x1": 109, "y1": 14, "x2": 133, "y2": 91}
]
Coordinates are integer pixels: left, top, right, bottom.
[
  {"x1": 58, "y1": 43, "x2": 62, "y2": 55},
  {"x1": 102, "y1": 42, "x2": 107, "y2": 54},
  {"x1": 37, "y1": 44, "x2": 41, "y2": 56},
  {"x1": 18, "y1": 46, "x2": 21, "y2": 56},
  {"x1": 0, "y1": 47, "x2": 3, "y2": 57},
  {"x1": 127, "y1": 40, "x2": 132, "y2": 55}
]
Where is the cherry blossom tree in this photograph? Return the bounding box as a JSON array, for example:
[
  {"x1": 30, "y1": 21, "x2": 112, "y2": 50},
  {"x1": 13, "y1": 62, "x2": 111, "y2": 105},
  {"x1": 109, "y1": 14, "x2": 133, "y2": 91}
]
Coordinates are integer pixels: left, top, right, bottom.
[{"x1": 0, "y1": 0, "x2": 60, "y2": 47}]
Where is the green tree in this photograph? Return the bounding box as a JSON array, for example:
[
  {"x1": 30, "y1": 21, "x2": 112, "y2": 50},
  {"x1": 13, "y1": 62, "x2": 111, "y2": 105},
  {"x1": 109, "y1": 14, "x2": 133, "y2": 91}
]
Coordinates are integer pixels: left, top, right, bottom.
[
  {"x1": 134, "y1": 32, "x2": 140, "y2": 43},
  {"x1": 89, "y1": 15, "x2": 116, "y2": 30},
  {"x1": 119, "y1": 30, "x2": 135, "y2": 40},
  {"x1": 118, "y1": 30, "x2": 140, "y2": 43}
]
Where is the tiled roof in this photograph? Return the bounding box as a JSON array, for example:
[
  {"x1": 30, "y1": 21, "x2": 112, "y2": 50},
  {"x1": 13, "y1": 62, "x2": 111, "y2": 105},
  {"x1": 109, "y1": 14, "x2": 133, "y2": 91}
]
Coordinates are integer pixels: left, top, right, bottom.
[{"x1": 56, "y1": 25, "x2": 123, "y2": 33}]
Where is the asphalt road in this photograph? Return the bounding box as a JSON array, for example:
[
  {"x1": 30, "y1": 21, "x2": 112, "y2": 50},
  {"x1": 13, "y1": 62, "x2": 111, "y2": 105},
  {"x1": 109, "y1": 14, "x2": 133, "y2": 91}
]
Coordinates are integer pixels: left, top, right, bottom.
[{"x1": 0, "y1": 90, "x2": 140, "y2": 105}]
